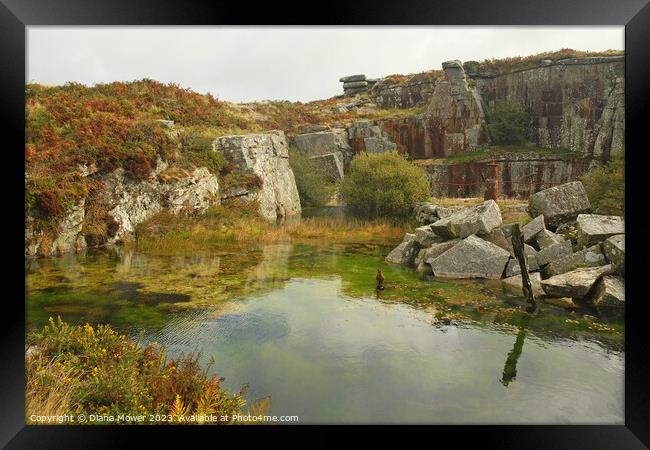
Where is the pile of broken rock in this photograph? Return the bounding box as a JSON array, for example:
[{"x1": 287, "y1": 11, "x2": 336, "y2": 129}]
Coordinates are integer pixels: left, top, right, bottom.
[{"x1": 386, "y1": 181, "x2": 625, "y2": 311}]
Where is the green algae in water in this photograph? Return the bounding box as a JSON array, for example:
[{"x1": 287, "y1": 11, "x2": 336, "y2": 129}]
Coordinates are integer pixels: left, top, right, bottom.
[{"x1": 26, "y1": 242, "x2": 624, "y2": 423}]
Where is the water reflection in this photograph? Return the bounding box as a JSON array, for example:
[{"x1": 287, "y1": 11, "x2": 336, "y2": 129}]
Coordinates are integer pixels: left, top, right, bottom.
[{"x1": 500, "y1": 328, "x2": 527, "y2": 387}]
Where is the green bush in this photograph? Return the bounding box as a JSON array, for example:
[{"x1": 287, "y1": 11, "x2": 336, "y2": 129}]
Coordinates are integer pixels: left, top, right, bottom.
[
  {"x1": 488, "y1": 101, "x2": 530, "y2": 145},
  {"x1": 340, "y1": 152, "x2": 430, "y2": 219},
  {"x1": 288, "y1": 147, "x2": 334, "y2": 207},
  {"x1": 580, "y1": 151, "x2": 624, "y2": 215}
]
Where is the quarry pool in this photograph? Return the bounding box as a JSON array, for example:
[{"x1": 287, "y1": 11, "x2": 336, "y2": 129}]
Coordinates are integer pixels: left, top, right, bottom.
[{"x1": 26, "y1": 242, "x2": 624, "y2": 424}]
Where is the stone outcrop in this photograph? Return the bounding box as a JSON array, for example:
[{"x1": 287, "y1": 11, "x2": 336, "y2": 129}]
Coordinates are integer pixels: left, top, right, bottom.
[
  {"x1": 541, "y1": 265, "x2": 611, "y2": 298},
  {"x1": 26, "y1": 160, "x2": 221, "y2": 257},
  {"x1": 431, "y1": 200, "x2": 502, "y2": 239},
  {"x1": 347, "y1": 120, "x2": 396, "y2": 154},
  {"x1": 601, "y1": 234, "x2": 625, "y2": 275},
  {"x1": 292, "y1": 128, "x2": 354, "y2": 173},
  {"x1": 371, "y1": 71, "x2": 439, "y2": 109},
  {"x1": 527, "y1": 181, "x2": 591, "y2": 229},
  {"x1": 428, "y1": 234, "x2": 510, "y2": 279},
  {"x1": 340, "y1": 74, "x2": 369, "y2": 96},
  {"x1": 473, "y1": 56, "x2": 624, "y2": 159},
  {"x1": 575, "y1": 214, "x2": 625, "y2": 248},
  {"x1": 213, "y1": 131, "x2": 301, "y2": 222},
  {"x1": 424, "y1": 60, "x2": 489, "y2": 157}
]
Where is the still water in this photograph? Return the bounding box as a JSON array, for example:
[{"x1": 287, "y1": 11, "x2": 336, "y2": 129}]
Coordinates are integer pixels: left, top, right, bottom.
[{"x1": 26, "y1": 242, "x2": 624, "y2": 424}]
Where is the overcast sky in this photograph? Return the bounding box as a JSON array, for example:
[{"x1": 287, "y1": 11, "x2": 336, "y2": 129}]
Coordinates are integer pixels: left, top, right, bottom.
[{"x1": 27, "y1": 26, "x2": 624, "y2": 103}]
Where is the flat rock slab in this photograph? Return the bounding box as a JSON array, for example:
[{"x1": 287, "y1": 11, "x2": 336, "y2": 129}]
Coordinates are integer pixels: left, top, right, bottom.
[
  {"x1": 522, "y1": 215, "x2": 545, "y2": 243},
  {"x1": 528, "y1": 181, "x2": 591, "y2": 229},
  {"x1": 541, "y1": 264, "x2": 612, "y2": 299},
  {"x1": 576, "y1": 214, "x2": 625, "y2": 248},
  {"x1": 536, "y1": 240, "x2": 573, "y2": 266},
  {"x1": 478, "y1": 227, "x2": 511, "y2": 252},
  {"x1": 535, "y1": 229, "x2": 566, "y2": 249},
  {"x1": 340, "y1": 74, "x2": 366, "y2": 83},
  {"x1": 431, "y1": 200, "x2": 502, "y2": 239},
  {"x1": 602, "y1": 234, "x2": 625, "y2": 275},
  {"x1": 385, "y1": 233, "x2": 419, "y2": 266},
  {"x1": 542, "y1": 244, "x2": 606, "y2": 278},
  {"x1": 429, "y1": 235, "x2": 510, "y2": 279},
  {"x1": 502, "y1": 272, "x2": 545, "y2": 297},
  {"x1": 589, "y1": 275, "x2": 625, "y2": 308},
  {"x1": 421, "y1": 240, "x2": 461, "y2": 266}
]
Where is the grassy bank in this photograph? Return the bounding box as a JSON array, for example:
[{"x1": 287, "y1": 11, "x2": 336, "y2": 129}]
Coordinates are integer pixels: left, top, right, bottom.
[
  {"x1": 135, "y1": 199, "x2": 409, "y2": 255},
  {"x1": 26, "y1": 318, "x2": 264, "y2": 424}
]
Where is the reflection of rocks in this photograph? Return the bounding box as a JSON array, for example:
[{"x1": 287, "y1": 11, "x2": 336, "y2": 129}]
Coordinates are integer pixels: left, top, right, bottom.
[{"x1": 247, "y1": 243, "x2": 294, "y2": 288}]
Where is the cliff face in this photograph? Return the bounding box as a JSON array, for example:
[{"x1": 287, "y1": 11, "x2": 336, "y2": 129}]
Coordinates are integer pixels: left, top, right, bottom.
[
  {"x1": 474, "y1": 56, "x2": 624, "y2": 159},
  {"x1": 419, "y1": 155, "x2": 595, "y2": 199},
  {"x1": 379, "y1": 56, "x2": 624, "y2": 162}
]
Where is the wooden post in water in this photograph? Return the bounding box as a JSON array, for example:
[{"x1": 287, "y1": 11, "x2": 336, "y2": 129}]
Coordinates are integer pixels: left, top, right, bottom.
[{"x1": 511, "y1": 223, "x2": 538, "y2": 313}]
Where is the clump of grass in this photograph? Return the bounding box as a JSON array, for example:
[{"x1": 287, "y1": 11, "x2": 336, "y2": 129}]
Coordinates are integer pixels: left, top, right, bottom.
[
  {"x1": 26, "y1": 317, "x2": 247, "y2": 424},
  {"x1": 135, "y1": 199, "x2": 409, "y2": 255}
]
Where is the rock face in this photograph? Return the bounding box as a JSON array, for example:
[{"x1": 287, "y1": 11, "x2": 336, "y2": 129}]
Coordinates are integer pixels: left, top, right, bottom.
[
  {"x1": 474, "y1": 56, "x2": 624, "y2": 158},
  {"x1": 414, "y1": 225, "x2": 441, "y2": 247},
  {"x1": 541, "y1": 265, "x2": 611, "y2": 298},
  {"x1": 527, "y1": 181, "x2": 591, "y2": 229},
  {"x1": 26, "y1": 161, "x2": 221, "y2": 257},
  {"x1": 416, "y1": 156, "x2": 596, "y2": 199},
  {"x1": 213, "y1": 131, "x2": 301, "y2": 222},
  {"x1": 385, "y1": 233, "x2": 419, "y2": 266},
  {"x1": 431, "y1": 200, "x2": 502, "y2": 239},
  {"x1": 542, "y1": 244, "x2": 606, "y2": 278},
  {"x1": 575, "y1": 214, "x2": 625, "y2": 248},
  {"x1": 589, "y1": 275, "x2": 625, "y2": 308},
  {"x1": 428, "y1": 235, "x2": 510, "y2": 279},
  {"x1": 347, "y1": 121, "x2": 396, "y2": 155},
  {"x1": 293, "y1": 128, "x2": 354, "y2": 171},
  {"x1": 424, "y1": 61, "x2": 489, "y2": 157},
  {"x1": 371, "y1": 71, "x2": 439, "y2": 109},
  {"x1": 601, "y1": 234, "x2": 625, "y2": 275}
]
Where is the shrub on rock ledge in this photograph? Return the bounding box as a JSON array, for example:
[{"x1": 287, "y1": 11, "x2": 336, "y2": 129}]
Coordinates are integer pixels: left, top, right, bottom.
[{"x1": 341, "y1": 152, "x2": 430, "y2": 219}]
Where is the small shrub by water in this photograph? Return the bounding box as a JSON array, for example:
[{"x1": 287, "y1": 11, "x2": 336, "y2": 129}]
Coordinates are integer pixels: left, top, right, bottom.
[
  {"x1": 580, "y1": 151, "x2": 624, "y2": 216},
  {"x1": 340, "y1": 152, "x2": 430, "y2": 219},
  {"x1": 26, "y1": 318, "x2": 249, "y2": 424}
]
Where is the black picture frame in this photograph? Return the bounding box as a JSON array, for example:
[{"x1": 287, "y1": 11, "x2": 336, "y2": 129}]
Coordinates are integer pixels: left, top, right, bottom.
[{"x1": 2, "y1": 0, "x2": 648, "y2": 446}]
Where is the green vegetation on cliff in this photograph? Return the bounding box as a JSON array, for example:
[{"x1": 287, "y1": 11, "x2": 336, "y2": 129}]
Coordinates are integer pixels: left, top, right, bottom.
[
  {"x1": 580, "y1": 151, "x2": 625, "y2": 216},
  {"x1": 487, "y1": 101, "x2": 531, "y2": 145},
  {"x1": 288, "y1": 146, "x2": 336, "y2": 207},
  {"x1": 341, "y1": 152, "x2": 430, "y2": 219},
  {"x1": 26, "y1": 317, "x2": 249, "y2": 424}
]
